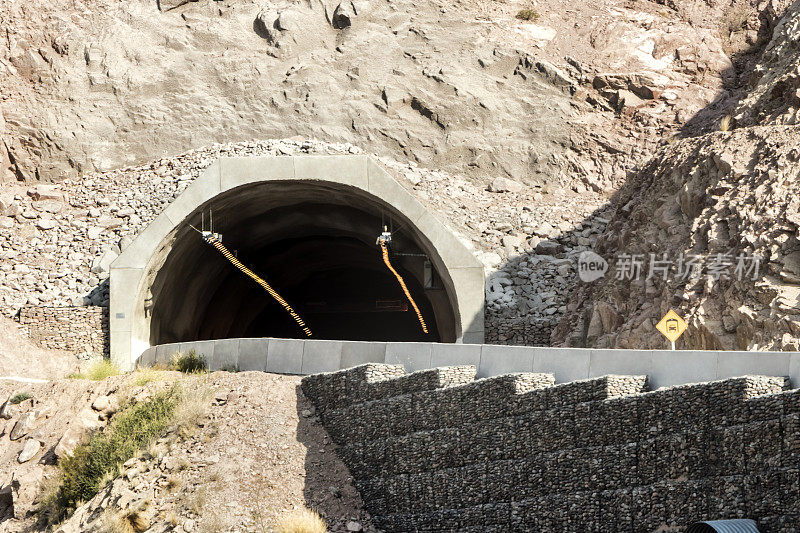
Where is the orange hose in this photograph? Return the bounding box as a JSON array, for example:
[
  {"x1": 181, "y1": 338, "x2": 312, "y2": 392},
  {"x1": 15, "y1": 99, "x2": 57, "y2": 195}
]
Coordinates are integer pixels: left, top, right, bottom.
[
  {"x1": 379, "y1": 240, "x2": 428, "y2": 334},
  {"x1": 206, "y1": 236, "x2": 312, "y2": 337}
]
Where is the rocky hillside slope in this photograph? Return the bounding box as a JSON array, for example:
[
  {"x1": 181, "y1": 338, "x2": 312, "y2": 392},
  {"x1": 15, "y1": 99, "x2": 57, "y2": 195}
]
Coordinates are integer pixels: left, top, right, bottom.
[
  {"x1": 553, "y1": 1, "x2": 800, "y2": 351},
  {"x1": 2, "y1": 0, "x2": 799, "y2": 350},
  {"x1": 0, "y1": 370, "x2": 371, "y2": 533},
  {"x1": 0, "y1": 0, "x2": 779, "y2": 192}
]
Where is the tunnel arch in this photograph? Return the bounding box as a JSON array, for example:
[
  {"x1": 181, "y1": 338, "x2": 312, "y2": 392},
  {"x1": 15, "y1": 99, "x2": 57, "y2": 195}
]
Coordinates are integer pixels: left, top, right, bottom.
[{"x1": 110, "y1": 156, "x2": 485, "y2": 369}]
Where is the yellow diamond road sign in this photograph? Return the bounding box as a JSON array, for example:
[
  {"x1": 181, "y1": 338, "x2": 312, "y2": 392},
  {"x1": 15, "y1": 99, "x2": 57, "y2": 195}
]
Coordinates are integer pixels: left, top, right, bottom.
[{"x1": 656, "y1": 309, "x2": 687, "y2": 343}]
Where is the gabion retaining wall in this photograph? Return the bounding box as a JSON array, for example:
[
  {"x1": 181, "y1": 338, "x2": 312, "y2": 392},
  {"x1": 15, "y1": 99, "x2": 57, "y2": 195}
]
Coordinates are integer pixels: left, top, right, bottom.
[
  {"x1": 302, "y1": 364, "x2": 800, "y2": 532},
  {"x1": 17, "y1": 305, "x2": 108, "y2": 354},
  {"x1": 484, "y1": 312, "x2": 555, "y2": 345}
]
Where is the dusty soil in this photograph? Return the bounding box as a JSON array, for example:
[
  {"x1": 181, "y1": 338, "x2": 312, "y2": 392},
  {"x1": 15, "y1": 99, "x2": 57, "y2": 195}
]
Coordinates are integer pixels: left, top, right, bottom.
[
  {"x1": 0, "y1": 317, "x2": 78, "y2": 380},
  {"x1": 0, "y1": 371, "x2": 372, "y2": 533}
]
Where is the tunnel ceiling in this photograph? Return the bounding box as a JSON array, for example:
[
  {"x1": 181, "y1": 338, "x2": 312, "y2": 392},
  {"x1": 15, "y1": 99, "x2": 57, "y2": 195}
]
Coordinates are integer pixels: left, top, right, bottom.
[{"x1": 149, "y1": 181, "x2": 455, "y2": 345}]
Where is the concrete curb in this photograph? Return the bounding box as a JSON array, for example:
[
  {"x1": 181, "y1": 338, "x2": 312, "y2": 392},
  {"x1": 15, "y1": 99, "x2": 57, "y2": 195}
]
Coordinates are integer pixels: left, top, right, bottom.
[{"x1": 139, "y1": 338, "x2": 800, "y2": 389}]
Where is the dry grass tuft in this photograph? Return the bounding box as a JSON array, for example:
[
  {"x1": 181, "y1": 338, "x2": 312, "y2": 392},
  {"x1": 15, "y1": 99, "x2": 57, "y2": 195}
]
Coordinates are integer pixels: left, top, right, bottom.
[
  {"x1": 133, "y1": 366, "x2": 167, "y2": 387},
  {"x1": 165, "y1": 474, "x2": 182, "y2": 492},
  {"x1": 172, "y1": 380, "x2": 212, "y2": 439},
  {"x1": 274, "y1": 508, "x2": 328, "y2": 533},
  {"x1": 720, "y1": 114, "x2": 732, "y2": 132},
  {"x1": 120, "y1": 508, "x2": 150, "y2": 533},
  {"x1": 86, "y1": 359, "x2": 121, "y2": 381},
  {"x1": 100, "y1": 507, "x2": 150, "y2": 533},
  {"x1": 187, "y1": 486, "x2": 207, "y2": 515}
]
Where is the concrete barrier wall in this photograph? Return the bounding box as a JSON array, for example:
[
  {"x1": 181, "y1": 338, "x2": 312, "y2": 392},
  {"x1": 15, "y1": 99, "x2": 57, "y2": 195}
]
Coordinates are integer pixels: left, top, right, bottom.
[{"x1": 138, "y1": 338, "x2": 800, "y2": 389}]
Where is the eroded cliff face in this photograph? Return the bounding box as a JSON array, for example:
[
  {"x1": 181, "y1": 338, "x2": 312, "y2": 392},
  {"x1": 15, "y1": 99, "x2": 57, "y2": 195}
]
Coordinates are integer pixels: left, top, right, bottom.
[
  {"x1": 554, "y1": 2, "x2": 800, "y2": 351},
  {"x1": 554, "y1": 127, "x2": 800, "y2": 350},
  {"x1": 0, "y1": 0, "x2": 779, "y2": 191}
]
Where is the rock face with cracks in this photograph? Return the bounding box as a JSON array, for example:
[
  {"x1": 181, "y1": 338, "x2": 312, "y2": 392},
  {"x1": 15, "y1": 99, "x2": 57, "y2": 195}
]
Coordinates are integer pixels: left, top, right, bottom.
[
  {"x1": 554, "y1": 1, "x2": 800, "y2": 351},
  {"x1": 0, "y1": 0, "x2": 772, "y2": 191}
]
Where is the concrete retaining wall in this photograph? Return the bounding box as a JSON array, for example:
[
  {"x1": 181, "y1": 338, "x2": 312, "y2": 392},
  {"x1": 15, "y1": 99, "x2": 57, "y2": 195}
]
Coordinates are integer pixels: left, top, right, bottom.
[{"x1": 138, "y1": 338, "x2": 800, "y2": 389}]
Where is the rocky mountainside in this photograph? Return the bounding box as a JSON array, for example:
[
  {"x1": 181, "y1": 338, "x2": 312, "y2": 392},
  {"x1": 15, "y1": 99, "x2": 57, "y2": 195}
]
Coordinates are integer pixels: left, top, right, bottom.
[
  {"x1": 0, "y1": 0, "x2": 778, "y2": 193},
  {"x1": 553, "y1": 1, "x2": 800, "y2": 351},
  {"x1": 2, "y1": 0, "x2": 799, "y2": 350}
]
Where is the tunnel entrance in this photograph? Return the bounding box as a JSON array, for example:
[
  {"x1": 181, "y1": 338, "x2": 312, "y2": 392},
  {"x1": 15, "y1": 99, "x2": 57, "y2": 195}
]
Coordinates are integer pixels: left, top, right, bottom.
[
  {"x1": 193, "y1": 233, "x2": 441, "y2": 342},
  {"x1": 148, "y1": 186, "x2": 452, "y2": 346},
  {"x1": 218, "y1": 236, "x2": 439, "y2": 342},
  {"x1": 110, "y1": 155, "x2": 485, "y2": 369}
]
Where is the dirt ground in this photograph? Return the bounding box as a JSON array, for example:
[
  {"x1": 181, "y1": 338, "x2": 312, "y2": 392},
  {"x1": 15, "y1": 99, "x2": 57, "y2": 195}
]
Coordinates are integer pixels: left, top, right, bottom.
[{"x1": 0, "y1": 318, "x2": 79, "y2": 381}]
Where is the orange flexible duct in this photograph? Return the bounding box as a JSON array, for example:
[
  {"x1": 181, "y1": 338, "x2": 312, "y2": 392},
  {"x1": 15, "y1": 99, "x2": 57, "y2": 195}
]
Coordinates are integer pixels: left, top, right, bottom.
[
  {"x1": 379, "y1": 239, "x2": 429, "y2": 334},
  {"x1": 204, "y1": 234, "x2": 312, "y2": 337}
]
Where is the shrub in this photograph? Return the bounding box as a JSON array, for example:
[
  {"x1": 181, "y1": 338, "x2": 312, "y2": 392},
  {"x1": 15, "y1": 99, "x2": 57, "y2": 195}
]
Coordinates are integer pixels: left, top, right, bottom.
[
  {"x1": 171, "y1": 350, "x2": 206, "y2": 374},
  {"x1": 46, "y1": 389, "x2": 178, "y2": 521},
  {"x1": 86, "y1": 359, "x2": 121, "y2": 381},
  {"x1": 66, "y1": 372, "x2": 86, "y2": 380},
  {"x1": 515, "y1": 9, "x2": 539, "y2": 21},
  {"x1": 10, "y1": 392, "x2": 32, "y2": 405},
  {"x1": 275, "y1": 508, "x2": 327, "y2": 533}
]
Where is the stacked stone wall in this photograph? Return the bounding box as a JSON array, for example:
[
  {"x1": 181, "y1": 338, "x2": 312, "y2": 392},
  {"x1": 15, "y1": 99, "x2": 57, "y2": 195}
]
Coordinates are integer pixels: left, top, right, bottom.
[
  {"x1": 17, "y1": 305, "x2": 108, "y2": 354},
  {"x1": 484, "y1": 312, "x2": 555, "y2": 345},
  {"x1": 302, "y1": 365, "x2": 799, "y2": 532}
]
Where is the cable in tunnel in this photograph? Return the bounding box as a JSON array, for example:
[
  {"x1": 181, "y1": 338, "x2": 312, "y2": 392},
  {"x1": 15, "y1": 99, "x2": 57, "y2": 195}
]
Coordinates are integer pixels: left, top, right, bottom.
[
  {"x1": 377, "y1": 229, "x2": 429, "y2": 335},
  {"x1": 198, "y1": 229, "x2": 313, "y2": 337}
]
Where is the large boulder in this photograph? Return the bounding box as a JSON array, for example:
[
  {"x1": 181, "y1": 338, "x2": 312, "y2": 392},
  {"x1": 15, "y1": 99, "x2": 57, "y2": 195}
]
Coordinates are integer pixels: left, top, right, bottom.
[
  {"x1": 487, "y1": 177, "x2": 524, "y2": 193},
  {"x1": 332, "y1": 1, "x2": 357, "y2": 29},
  {"x1": 17, "y1": 439, "x2": 41, "y2": 463},
  {"x1": 9, "y1": 412, "x2": 35, "y2": 441}
]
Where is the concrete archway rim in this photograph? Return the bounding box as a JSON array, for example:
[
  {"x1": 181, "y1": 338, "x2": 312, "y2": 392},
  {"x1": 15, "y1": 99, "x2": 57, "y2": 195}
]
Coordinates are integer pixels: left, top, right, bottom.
[{"x1": 110, "y1": 155, "x2": 484, "y2": 369}]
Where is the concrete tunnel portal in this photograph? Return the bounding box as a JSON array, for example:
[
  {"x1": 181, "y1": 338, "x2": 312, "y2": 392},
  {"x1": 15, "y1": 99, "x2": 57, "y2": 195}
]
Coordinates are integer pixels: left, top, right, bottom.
[
  {"x1": 110, "y1": 156, "x2": 485, "y2": 369},
  {"x1": 151, "y1": 183, "x2": 450, "y2": 344}
]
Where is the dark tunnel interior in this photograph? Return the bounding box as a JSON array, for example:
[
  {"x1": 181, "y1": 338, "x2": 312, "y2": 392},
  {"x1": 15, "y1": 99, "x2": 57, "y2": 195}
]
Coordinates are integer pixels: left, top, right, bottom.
[{"x1": 147, "y1": 182, "x2": 456, "y2": 345}]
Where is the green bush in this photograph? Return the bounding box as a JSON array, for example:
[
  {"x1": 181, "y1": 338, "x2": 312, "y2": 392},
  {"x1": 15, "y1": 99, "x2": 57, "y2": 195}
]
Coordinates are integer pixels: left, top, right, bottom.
[
  {"x1": 10, "y1": 392, "x2": 32, "y2": 404},
  {"x1": 50, "y1": 389, "x2": 178, "y2": 520},
  {"x1": 86, "y1": 359, "x2": 121, "y2": 381},
  {"x1": 172, "y1": 350, "x2": 207, "y2": 374},
  {"x1": 515, "y1": 9, "x2": 539, "y2": 21}
]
